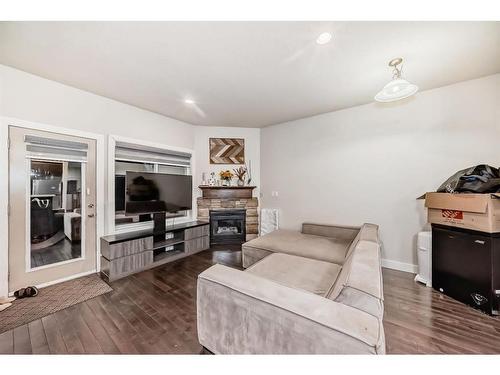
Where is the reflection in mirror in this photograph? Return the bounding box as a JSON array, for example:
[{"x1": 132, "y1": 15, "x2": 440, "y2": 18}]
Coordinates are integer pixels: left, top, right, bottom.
[{"x1": 30, "y1": 160, "x2": 84, "y2": 268}]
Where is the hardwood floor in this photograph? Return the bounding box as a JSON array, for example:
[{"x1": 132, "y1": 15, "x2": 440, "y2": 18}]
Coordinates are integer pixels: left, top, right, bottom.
[
  {"x1": 1, "y1": 245, "x2": 499, "y2": 354},
  {"x1": 383, "y1": 268, "x2": 500, "y2": 354}
]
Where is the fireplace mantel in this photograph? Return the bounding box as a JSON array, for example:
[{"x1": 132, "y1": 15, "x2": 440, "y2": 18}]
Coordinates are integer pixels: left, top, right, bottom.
[{"x1": 199, "y1": 185, "x2": 256, "y2": 199}]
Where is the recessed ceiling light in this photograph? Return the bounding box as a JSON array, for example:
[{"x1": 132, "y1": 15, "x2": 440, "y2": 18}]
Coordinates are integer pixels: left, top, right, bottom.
[
  {"x1": 184, "y1": 99, "x2": 195, "y2": 104},
  {"x1": 316, "y1": 32, "x2": 332, "y2": 45}
]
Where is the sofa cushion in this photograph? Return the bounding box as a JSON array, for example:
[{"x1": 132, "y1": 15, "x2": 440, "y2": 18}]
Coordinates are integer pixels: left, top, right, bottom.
[
  {"x1": 327, "y1": 236, "x2": 384, "y2": 319},
  {"x1": 246, "y1": 253, "x2": 341, "y2": 297},
  {"x1": 344, "y1": 223, "x2": 379, "y2": 260},
  {"x1": 242, "y1": 247, "x2": 272, "y2": 269},
  {"x1": 243, "y1": 229, "x2": 351, "y2": 265},
  {"x1": 302, "y1": 223, "x2": 360, "y2": 241}
]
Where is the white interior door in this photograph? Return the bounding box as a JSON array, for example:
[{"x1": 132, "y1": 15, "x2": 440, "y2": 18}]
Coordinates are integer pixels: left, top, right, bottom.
[{"x1": 8, "y1": 126, "x2": 97, "y2": 292}]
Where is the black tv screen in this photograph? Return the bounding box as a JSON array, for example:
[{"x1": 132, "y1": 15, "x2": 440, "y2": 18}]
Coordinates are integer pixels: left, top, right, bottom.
[
  {"x1": 115, "y1": 175, "x2": 126, "y2": 211},
  {"x1": 125, "y1": 172, "x2": 192, "y2": 214}
]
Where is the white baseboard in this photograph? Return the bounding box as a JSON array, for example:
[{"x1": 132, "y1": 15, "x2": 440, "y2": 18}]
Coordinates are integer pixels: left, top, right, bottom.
[
  {"x1": 36, "y1": 270, "x2": 97, "y2": 289},
  {"x1": 381, "y1": 258, "x2": 418, "y2": 274}
]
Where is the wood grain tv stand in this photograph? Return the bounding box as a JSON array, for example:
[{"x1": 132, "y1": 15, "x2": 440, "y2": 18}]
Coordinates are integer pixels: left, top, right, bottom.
[{"x1": 100, "y1": 220, "x2": 210, "y2": 282}]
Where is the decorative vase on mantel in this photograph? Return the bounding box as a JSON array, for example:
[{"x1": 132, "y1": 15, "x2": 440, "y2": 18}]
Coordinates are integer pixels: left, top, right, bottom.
[
  {"x1": 233, "y1": 166, "x2": 247, "y2": 188},
  {"x1": 219, "y1": 170, "x2": 234, "y2": 187}
]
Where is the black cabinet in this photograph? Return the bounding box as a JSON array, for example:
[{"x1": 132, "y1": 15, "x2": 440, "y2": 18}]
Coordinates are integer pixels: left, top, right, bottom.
[
  {"x1": 31, "y1": 196, "x2": 56, "y2": 238},
  {"x1": 432, "y1": 224, "x2": 500, "y2": 315}
]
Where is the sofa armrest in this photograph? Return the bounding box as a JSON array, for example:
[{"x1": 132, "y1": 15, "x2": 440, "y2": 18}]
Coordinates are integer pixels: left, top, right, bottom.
[
  {"x1": 302, "y1": 222, "x2": 360, "y2": 241},
  {"x1": 197, "y1": 264, "x2": 385, "y2": 354}
]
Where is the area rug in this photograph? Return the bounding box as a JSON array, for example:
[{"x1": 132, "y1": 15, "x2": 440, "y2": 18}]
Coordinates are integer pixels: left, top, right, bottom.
[{"x1": 0, "y1": 273, "x2": 112, "y2": 334}]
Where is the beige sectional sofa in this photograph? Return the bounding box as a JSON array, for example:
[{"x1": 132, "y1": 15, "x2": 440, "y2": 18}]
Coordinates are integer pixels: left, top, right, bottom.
[{"x1": 197, "y1": 222, "x2": 385, "y2": 354}]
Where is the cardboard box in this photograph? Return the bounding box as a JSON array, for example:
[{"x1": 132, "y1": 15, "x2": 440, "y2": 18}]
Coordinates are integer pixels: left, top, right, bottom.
[{"x1": 423, "y1": 192, "x2": 500, "y2": 233}]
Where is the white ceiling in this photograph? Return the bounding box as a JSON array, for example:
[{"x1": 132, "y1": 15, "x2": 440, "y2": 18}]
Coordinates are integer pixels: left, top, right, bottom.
[{"x1": 1, "y1": 21, "x2": 499, "y2": 128}]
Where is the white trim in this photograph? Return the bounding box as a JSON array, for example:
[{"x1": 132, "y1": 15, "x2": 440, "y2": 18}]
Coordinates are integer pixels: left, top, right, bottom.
[
  {"x1": 0, "y1": 121, "x2": 8, "y2": 298},
  {"x1": 34, "y1": 269, "x2": 97, "y2": 290},
  {"x1": 107, "y1": 134, "x2": 116, "y2": 234},
  {"x1": 107, "y1": 134, "x2": 196, "y2": 235},
  {"x1": 115, "y1": 157, "x2": 187, "y2": 168},
  {"x1": 116, "y1": 138, "x2": 193, "y2": 156},
  {"x1": 26, "y1": 155, "x2": 88, "y2": 163},
  {"x1": 414, "y1": 274, "x2": 432, "y2": 288},
  {"x1": 0, "y1": 116, "x2": 105, "y2": 296},
  {"x1": 8, "y1": 270, "x2": 97, "y2": 296},
  {"x1": 381, "y1": 258, "x2": 418, "y2": 274},
  {"x1": 81, "y1": 161, "x2": 87, "y2": 265},
  {"x1": 24, "y1": 157, "x2": 30, "y2": 272}
]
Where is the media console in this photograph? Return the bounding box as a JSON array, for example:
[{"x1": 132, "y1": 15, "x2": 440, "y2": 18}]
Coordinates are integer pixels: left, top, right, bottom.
[{"x1": 100, "y1": 220, "x2": 210, "y2": 282}]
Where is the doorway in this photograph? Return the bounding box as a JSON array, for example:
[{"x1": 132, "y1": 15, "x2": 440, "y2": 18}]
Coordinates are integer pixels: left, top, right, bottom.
[{"x1": 8, "y1": 126, "x2": 97, "y2": 293}]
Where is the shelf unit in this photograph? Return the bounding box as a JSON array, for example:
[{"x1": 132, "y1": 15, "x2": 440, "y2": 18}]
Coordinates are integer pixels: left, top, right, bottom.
[{"x1": 100, "y1": 221, "x2": 210, "y2": 282}]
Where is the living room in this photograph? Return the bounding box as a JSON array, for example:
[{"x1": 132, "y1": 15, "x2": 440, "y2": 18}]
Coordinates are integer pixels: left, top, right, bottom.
[{"x1": 1, "y1": 1, "x2": 500, "y2": 373}]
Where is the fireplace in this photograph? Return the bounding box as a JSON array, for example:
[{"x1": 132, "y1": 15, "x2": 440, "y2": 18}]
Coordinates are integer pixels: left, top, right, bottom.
[
  {"x1": 198, "y1": 185, "x2": 258, "y2": 242},
  {"x1": 209, "y1": 209, "x2": 246, "y2": 245}
]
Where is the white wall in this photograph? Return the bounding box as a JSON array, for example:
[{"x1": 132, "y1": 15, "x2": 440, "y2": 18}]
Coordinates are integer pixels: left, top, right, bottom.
[
  {"x1": 194, "y1": 126, "x2": 261, "y2": 201},
  {"x1": 0, "y1": 65, "x2": 196, "y2": 147},
  {"x1": 0, "y1": 65, "x2": 262, "y2": 297},
  {"x1": 261, "y1": 74, "x2": 500, "y2": 271}
]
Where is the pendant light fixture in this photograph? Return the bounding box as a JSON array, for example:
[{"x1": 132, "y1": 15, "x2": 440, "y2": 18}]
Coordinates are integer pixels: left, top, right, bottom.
[{"x1": 374, "y1": 57, "x2": 418, "y2": 102}]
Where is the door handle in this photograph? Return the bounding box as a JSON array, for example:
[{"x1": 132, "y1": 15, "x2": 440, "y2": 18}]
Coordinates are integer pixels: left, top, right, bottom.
[
  {"x1": 474, "y1": 240, "x2": 485, "y2": 245},
  {"x1": 88, "y1": 213, "x2": 95, "y2": 218},
  {"x1": 88, "y1": 203, "x2": 94, "y2": 208}
]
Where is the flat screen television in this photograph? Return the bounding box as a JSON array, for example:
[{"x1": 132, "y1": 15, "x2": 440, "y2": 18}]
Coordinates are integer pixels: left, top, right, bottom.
[{"x1": 125, "y1": 172, "x2": 192, "y2": 215}]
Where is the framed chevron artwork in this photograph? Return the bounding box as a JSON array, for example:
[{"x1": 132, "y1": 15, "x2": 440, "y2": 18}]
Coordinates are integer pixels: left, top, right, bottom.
[{"x1": 209, "y1": 138, "x2": 245, "y2": 164}]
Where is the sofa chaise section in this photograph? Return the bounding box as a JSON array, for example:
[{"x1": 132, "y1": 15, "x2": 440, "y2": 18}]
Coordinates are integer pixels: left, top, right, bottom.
[
  {"x1": 246, "y1": 253, "x2": 342, "y2": 296},
  {"x1": 242, "y1": 223, "x2": 360, "y2": 268},
  {"x1": 197, "y1": 264, "x2": 385, "y2": 354}
]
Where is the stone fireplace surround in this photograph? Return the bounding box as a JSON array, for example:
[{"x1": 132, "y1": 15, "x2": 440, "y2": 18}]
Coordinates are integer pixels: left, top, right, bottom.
[{"x1": 197, "y1": 187, "x2": 258, "y2": 242}]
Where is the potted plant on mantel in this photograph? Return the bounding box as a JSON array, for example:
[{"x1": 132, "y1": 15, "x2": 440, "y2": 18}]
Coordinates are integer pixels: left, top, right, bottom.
[
  {"x1": 233, "y1": 166, "x2": 247, "y2": 187},
  {"x1": 219, "y1": 170, "x2": 234, "y2": 186}
]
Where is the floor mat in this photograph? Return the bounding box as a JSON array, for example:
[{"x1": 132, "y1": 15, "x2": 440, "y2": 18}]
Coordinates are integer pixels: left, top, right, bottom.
[{"x1": 0, "y1": 273, "x2": 112, "y2": 334}]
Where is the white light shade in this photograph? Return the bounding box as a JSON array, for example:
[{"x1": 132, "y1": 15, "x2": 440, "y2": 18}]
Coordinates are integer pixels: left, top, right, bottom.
[
  {"x1": 374, "y1": 78, "x2": 419, "y2": 102},
  {"x1": 316, "y1": 32, "x2": 332, "y2": 45}
]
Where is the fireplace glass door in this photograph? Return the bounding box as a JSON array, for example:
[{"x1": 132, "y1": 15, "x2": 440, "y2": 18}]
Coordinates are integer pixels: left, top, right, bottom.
[
  {"x1": 215, "y1": 218, "x2": 243, "y2": 236},
  {"x1": 210, "y1": 209, "x2": 246, "y2": 244}
]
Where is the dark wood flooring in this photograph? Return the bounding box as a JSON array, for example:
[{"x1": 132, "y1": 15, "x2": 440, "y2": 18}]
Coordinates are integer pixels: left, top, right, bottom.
[{"x1": 1, "y1": 245, "x2": 499, "y2": 354}]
